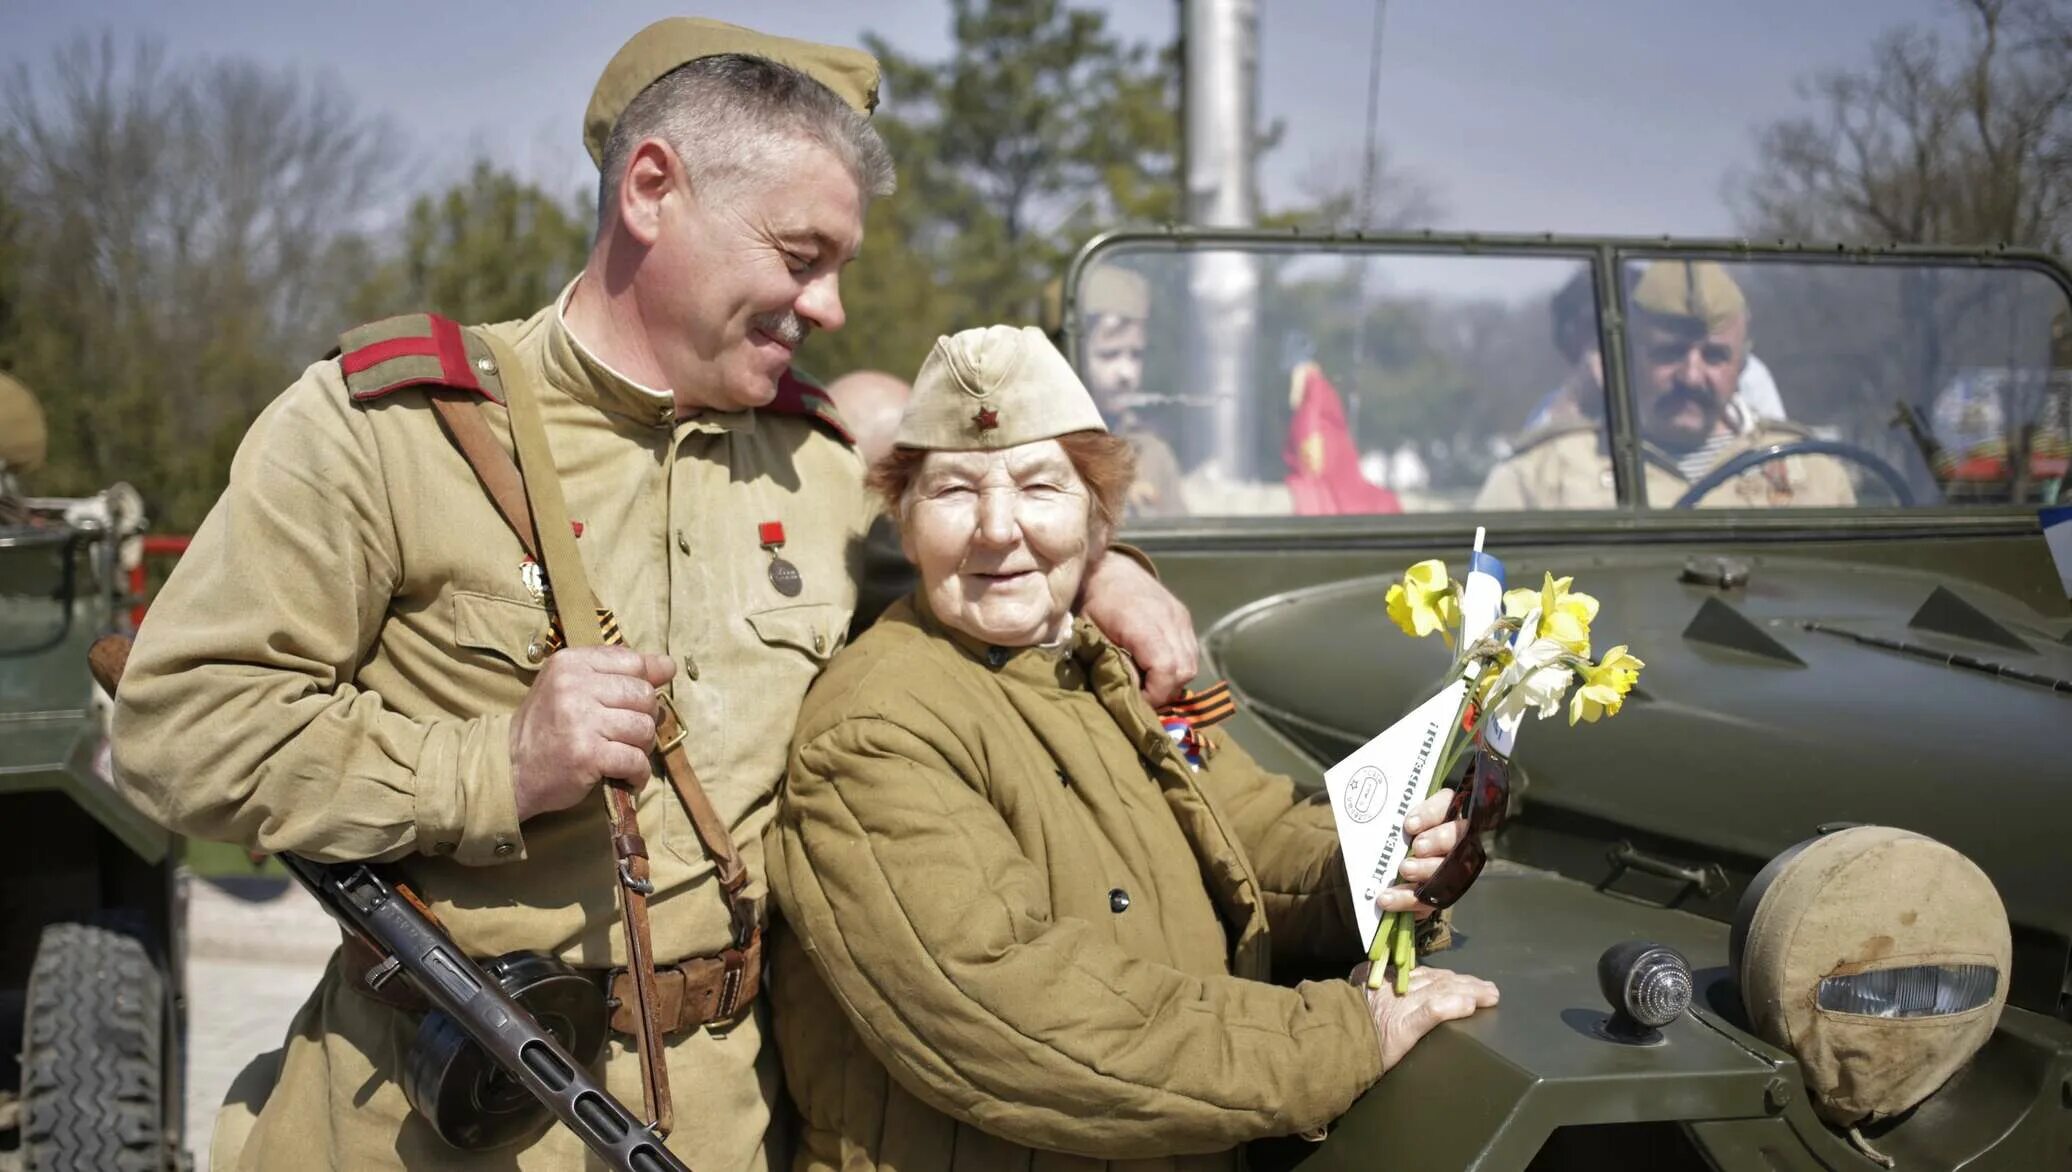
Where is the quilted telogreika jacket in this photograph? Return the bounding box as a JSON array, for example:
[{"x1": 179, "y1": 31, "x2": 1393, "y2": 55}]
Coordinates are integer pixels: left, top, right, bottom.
[{"x1": 766, "y1": 592, "x2": 1385, "y2": 1172}]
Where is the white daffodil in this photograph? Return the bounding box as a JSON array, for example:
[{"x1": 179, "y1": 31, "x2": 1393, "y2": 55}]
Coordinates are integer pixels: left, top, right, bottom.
[{"x1": 1486, "y1": 635, "x2": 1576, "y2": 724}]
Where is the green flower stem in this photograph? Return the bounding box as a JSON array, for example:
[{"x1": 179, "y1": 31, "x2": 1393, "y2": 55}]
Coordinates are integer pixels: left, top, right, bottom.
[
  {"x1": 1365, "y1": 910, "x2": 1398, "y2": 989},
  {"x1": 1391, "y1": 913, "x2": 1417, "y2": 994}
]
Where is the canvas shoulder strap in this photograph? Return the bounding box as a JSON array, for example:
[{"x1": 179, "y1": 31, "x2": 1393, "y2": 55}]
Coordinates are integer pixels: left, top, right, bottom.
[{"x1": 420, "y1": 327, "x2": 748, "y2": 1137}]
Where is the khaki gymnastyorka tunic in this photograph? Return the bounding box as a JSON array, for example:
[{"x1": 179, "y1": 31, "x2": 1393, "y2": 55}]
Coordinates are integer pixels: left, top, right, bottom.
[
  {"x1": 111, "y1": 286, "x2": 874, "y2": 1171},
  {"x1": 766, "y1": 593, "x2": 1384, "y2": 1172},
  {"x1": 1475, "y1": 417, "x2": 1859, "y2": 511}
]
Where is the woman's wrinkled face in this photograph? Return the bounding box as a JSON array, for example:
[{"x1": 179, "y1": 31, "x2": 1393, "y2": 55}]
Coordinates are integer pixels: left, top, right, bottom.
[{"x1": 902, "y1": 441, "x2": 1097, "y2": 648}]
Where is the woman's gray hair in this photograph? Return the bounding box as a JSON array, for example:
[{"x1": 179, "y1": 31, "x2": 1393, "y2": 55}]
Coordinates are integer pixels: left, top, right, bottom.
[{"x1": 596, "y1": 53, "x2": 895, "y2": 230}]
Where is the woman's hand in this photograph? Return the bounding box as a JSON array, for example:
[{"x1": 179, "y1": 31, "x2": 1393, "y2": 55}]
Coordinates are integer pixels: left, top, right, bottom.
[
  {"x1": 1376, "y1": 788, "x2": 1466, "y2": 921},
  {"x1": 1352, "y1": 963, "x2": 1499, "y2": 1073}
]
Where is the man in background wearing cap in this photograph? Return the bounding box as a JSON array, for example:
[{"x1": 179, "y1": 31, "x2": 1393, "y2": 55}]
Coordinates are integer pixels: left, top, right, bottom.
[
  {"x1": 1074, "y1": 266, "x2": 1189, "y2": 517},
  {"x1": 1479, "y1": 260, "x2": 1854, "y2": 510},
  {"x1": 111, "y1": 19, "x2": 1195, "y2": 1172}
]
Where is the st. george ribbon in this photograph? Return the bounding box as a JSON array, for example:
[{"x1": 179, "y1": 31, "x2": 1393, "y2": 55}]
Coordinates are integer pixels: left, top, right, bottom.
[{"x1": 1324, "y1": 529, "x2": 1507, "y2": 951}]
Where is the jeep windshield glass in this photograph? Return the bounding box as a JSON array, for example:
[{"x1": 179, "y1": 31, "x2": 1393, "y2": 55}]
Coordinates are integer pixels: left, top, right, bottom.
[
  {"x1": 1069, "y1": 241, "x2": 2071, "y2": 521},
  {"x1": 0, "y1": 529, "x2": 76, "y2": 658}
]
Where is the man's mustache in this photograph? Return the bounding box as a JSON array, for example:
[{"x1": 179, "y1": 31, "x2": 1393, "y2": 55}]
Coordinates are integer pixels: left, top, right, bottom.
[
  {"x1": 752, "y1": 310, "x2": 809, "y2": 349},
  {"x1": 1652, "y1": 384, "x2": 1718, "y2": 419}
]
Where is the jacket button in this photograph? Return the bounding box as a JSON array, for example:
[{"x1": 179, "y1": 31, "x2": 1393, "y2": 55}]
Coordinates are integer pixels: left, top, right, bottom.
[
  {"x1": 676, "y1": 529, "x2": 690, "y2": 554},
  {"x1": 524, "y1": 638, "x2": 546, "y2": 664},
  {"x1": 493, "y1": 839, "x2": 516, "y2": 858},
  {"x1": 1108, "y1": 888, "x2": 1131, "y2": 913}
]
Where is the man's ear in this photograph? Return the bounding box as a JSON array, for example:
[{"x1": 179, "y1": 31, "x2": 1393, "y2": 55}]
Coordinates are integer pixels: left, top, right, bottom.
[{"x1": 617, "y1": 137, "x2": 683, "y2": 247}]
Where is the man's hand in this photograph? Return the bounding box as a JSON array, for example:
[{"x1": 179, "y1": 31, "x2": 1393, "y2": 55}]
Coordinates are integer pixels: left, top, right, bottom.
[
  {"x1": 1080, "y1": 550, "x2": 1197, "y2": 705},
  {"x1": 1357, "y1": 963, "x2": 1499, "y2": 1073},
  {"x1": 509, "y1": 646, "x2": 675, "y2": 823},
  {"x1": 1376, "y1": 788, "x2": 1467, "y2": 921}
]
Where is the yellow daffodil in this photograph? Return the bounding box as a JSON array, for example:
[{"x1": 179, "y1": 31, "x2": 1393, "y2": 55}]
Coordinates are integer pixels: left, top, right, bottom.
[
  {"x1": 1385, "y1": 559, "x2": 1461, "y2": 642},
  {"x1": 1504, "y1": 573, "x2": 1597, "y2": 655},
  {"x1": 1570, "y1": 645, "x2": 1644, "y2": 724}
]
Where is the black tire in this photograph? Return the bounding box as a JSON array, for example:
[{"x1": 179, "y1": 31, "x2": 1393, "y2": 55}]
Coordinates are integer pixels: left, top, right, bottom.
[{"x1": 19, "y1": 922, "x2": 167, "y2": 1172}]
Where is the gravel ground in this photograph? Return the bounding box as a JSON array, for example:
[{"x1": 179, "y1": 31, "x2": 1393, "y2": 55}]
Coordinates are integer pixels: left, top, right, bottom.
[{"x1": 181, "y1": 871, "x2": 337, "y2": 1168}]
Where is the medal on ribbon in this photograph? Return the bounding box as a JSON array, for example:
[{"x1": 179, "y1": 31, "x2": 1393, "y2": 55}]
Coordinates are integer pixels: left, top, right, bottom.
[{"x1": 760, "y1": 520, "x2": 802, "y2": 597}]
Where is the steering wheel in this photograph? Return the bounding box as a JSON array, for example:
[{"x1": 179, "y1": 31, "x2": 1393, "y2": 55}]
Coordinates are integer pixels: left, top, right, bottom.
[{"x1": 1671, "y1": 439, "x2": 1915, "y2": 509}]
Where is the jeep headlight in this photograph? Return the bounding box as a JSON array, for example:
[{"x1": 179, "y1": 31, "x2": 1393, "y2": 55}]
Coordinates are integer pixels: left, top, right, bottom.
[{"x1": 1731, "y1": 827, "x2": 2009, "y2": 1129}]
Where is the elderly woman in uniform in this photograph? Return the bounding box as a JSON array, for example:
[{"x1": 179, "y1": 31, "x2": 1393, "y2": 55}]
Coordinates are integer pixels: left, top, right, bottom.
[{"x1": 766, "y1": 325, "x2": 1498, "y2": 1171}]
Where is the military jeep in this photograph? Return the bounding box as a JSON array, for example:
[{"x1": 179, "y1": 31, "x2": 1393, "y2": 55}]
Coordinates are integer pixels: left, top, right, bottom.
[
  {"x1": 0, "y1": 484, "x2": 185, "y2": 1171},
  {"x1": 1060, "y1": 230, "x2": 2072, "y2": 1170}
]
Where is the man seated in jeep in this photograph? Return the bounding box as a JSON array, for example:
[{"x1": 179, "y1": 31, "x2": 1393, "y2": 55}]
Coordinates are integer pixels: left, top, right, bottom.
[{"x1": 1478, "y1": 261, "x2": 1854, "y2": 510}]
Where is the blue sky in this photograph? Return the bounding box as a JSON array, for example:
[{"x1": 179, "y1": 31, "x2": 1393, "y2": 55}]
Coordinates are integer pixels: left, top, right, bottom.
[{"x1": 4, "y1": 0, "x2": 1962, "y2": 236}]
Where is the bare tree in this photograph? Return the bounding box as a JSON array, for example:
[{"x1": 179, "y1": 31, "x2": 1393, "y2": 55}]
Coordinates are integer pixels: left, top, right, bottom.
[
  {"x1": 1, "y1": 34, "x2": 391, "y2": 525},
  {"x1": 1730, "y1": 0, "x2": 2072, "y2": 253}
]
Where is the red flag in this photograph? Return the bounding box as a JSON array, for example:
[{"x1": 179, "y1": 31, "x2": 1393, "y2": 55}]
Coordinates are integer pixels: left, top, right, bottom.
[{"x1": 1283, "y1": 361, "x2": 1402, "y2": 515}]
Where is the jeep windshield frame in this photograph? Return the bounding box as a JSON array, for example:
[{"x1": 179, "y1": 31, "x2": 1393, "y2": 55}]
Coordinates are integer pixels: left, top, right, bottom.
[{"x1": 1063, "y1": 229, "x2": 2072, "y2": 547}]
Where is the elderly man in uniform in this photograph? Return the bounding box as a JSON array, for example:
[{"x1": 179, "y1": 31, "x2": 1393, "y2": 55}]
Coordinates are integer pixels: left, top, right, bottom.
[
  {"x1": 1075, "y1": 266, "x2": 1189, "y2": 517},
  {"x1": 1479, "y1": 260, "x2": 1853, "y2": 510},
  {"x1": 109, "y1": 19, "x2": 1193, "y2": 1172}
]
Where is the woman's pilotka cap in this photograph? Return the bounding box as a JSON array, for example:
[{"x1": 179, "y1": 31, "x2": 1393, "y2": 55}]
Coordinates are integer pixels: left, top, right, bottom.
[{"x1": 895, "y1": 325, "x2": 1108, "y2": 452}]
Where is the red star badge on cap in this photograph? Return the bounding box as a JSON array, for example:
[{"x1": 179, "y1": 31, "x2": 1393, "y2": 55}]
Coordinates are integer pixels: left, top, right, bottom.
[{"x1": 973, "y1": 406, "x2": 1000, "y2": 431}]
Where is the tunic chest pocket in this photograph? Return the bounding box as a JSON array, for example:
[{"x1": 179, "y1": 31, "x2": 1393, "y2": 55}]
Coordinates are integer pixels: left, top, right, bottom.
[
  {"x1": 745, "y1": 602, "x2": 845, "y2": 664},
  {"x1": 451, "y1": 590, "x2": 557, "y2": 670}
]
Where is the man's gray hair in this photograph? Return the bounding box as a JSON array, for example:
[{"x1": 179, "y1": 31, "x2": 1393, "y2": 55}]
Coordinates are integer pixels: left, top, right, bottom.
[{"x1": 596, "y1": 53, "x2": 895, "y2": 230}]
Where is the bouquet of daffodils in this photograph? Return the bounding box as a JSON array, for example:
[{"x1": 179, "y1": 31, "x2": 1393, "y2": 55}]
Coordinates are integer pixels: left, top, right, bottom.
[{"x1": 1329, "y1": 532, "x2": 1643, "y2": 994}]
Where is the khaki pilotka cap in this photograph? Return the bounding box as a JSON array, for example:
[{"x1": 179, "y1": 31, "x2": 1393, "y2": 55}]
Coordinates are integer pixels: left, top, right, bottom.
[
  {"x1": 896, "y1": 325, "x2": 1106, "y2": 451},
  {"x1": 583, "y1": 17, "x2": 881, "y2": 167},
  {"x1": 1039, "y1": 266, "x2": 1151, "y2": 336},
  {"x1": 1080, "y1": 266, "x2": 1150, "y2": 321},
  {"x1": 1630, "y1": 260, "x2": 1748, "y2": 334}
]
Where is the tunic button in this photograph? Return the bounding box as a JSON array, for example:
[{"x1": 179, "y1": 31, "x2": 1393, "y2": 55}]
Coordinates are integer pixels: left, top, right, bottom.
[
  {"x1": 812, "y1": 632, "x2": 826, "y2": 654},
  {"x1": 1108, "y1": 888, "x2": 1131, "y2": 914},
  {"x1": 493, "y1": 839, "x2": 516, "y2": 858},
  {"x1": 474, "y1": 356, "x2": 496, "y2": 375},
  {"x1": 524, "y1": 637, "x2": 546, "y2": 664},
  {"x1": 676, "y1": 530, "x2": 690, "y2": 554},
  {"x1": 682, "y1": 653, "x2": 700, "y2": 681}
]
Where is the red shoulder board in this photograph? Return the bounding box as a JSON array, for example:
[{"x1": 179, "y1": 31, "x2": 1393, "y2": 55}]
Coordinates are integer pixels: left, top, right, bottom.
[
  {"x1": 762, "y1": 370, "x2": 855, "y2": 445},
  {"x1": 336, "y1": 313, "x2": 505, "y2": 404}
]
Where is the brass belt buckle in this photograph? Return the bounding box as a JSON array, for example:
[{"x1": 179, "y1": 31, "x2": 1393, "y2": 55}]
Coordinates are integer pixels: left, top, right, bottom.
[{"x1": 654, "y1": 691, "x2": 689, "y2": 755}]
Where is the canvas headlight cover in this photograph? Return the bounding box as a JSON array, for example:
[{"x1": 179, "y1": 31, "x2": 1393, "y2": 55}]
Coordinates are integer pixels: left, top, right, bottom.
[{"x1": 1733, "y1": 826, "x2": 2009, "y2": 1127}]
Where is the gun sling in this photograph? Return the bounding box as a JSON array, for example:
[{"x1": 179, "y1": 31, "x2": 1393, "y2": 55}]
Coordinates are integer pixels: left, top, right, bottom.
[{"x1": 412, "y1": 334, "x2": 762, "y2": 1136}]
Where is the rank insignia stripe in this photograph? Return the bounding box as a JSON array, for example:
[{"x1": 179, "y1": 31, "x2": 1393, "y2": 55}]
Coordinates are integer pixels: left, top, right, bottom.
[{"x1": 337, "y1": 313, "x2": 506, "y2": 404}]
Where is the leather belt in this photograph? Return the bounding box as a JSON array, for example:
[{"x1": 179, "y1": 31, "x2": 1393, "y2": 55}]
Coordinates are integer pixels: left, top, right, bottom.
[
  {"x1": 605, "y1": 930, "x2": 761, "y2": 1036},
  {"x1": 341, "y1": 929, "x2": 763, "y2": 1037}
]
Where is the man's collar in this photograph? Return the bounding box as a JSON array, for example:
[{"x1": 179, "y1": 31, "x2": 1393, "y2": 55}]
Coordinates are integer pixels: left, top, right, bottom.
[{"x1": 547, "y1": 277, "x2": 756, "y2": 436}]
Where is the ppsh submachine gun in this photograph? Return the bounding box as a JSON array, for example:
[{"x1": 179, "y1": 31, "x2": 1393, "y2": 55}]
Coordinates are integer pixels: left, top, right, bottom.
[
  {"x1": 281, "y1": 854, "x2": 692, "y2": 1172},
  {"x1": 88, "y1": 633, "x2": 690, "y2": 1172}
]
